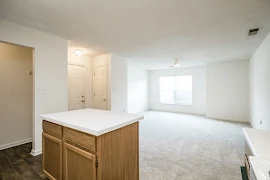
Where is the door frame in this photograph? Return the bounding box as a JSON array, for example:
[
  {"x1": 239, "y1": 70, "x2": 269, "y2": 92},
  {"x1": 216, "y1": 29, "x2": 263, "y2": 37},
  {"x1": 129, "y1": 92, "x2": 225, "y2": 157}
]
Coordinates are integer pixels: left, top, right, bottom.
[
  {"x1": 0, "y1": 41, "x2": 34, "y2": 151},
  {"x1": 93, "y1": 65, "x2": 108, "y2": 110},
  {"x1": 68, "y1": 64, "x2": 87, "y2": 110}
]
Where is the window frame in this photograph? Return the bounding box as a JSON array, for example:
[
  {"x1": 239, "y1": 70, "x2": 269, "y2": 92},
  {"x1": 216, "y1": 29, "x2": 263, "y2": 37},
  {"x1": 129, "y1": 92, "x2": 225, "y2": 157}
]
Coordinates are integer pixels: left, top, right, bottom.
[{"x1": 159, "y1": 75, "x2": 193, "y2": 106}]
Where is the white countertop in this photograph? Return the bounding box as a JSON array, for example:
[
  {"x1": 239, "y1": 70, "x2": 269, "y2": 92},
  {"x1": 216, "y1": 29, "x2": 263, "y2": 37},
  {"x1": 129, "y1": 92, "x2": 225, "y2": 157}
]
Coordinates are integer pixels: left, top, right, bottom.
[
  {"x1": 41, "y1": 109, "x2": 144, "y2": 136},
  {"x1": 249, "y1": 156, "x2": 270, "y2": 180},
  {"x1": 243, "y1": 128, "x2": 270, "y2": 161}
]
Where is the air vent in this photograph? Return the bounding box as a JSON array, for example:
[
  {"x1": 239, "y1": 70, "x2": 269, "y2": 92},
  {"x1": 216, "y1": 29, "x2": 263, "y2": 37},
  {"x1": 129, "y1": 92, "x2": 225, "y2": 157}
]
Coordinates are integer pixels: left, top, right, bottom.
[{"x1": 248, "y1": 28, "x2": 259, "y2": 36}]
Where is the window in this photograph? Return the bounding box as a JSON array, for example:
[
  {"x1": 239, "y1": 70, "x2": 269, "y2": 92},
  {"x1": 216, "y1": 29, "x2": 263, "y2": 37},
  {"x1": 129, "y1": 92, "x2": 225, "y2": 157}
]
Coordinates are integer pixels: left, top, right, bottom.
[{"x1": 159, "y1": 75, "x2": 192, "y2": 105}]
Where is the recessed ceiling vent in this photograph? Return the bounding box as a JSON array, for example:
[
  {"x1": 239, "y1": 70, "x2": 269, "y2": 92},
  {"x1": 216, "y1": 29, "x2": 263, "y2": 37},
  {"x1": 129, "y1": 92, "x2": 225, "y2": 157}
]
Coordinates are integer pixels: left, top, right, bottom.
[{"x1": 248, "y1": 28, "x2": 259, "y2": 36}]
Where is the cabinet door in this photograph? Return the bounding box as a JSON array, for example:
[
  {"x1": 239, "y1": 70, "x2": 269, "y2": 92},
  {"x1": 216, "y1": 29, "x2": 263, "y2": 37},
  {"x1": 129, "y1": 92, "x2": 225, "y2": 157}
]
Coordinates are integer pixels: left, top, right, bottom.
[
  {"x1": 43, "y1": 132, "x2": 62, "y2": 180},
  {"x1": 64, "y1": 143, "x2": 97, "y2": 180}
]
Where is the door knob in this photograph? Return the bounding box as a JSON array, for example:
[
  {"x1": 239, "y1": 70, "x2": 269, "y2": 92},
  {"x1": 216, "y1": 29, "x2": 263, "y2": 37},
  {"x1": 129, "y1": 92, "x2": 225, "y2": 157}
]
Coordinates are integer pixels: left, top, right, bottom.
[
  {"x1": 103, "y1": 99, "x2": 106, "y2": 101},
  {"x1": 82, "y1": 100, "x2": 85, "y2": 102}
]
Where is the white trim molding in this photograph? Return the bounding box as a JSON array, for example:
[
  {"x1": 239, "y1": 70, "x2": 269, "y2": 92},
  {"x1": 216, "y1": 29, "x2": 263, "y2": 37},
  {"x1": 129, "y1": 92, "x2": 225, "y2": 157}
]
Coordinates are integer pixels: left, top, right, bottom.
[
  {"x1": 0, "y1": 138, "x2": 32, "y2": 150},
  {"x1": 30, "y1": 149, "x2": 42, "y2": 156}
]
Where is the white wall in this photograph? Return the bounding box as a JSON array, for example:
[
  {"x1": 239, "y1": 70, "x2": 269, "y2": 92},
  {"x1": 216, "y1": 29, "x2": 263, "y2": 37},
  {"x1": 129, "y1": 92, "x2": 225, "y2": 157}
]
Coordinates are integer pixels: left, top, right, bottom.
[
  {"x1": 0, "y1": 19, "x2": 68, "y2": 155},
  {"x1": 110, "y1": 54, "x2": 128, "y2": 113},
  {"x1": 68, "y1": 50, "x2": 93, "y2": 108},
  {"x1": 0, "y1": 42, "x2": 33, "y2": 150},
  {"x1": 127, "y1": 60, "x2": 149, "y2": 113},
  {"x1": 249, "y1": 33, "x2": 270, "y2": 130},
  {"x1": 149, "y1": 66, "x2": 206, "y2": 115},
  {"x1": 206, "y1": 60, "x2": 249, "y2": 122}
]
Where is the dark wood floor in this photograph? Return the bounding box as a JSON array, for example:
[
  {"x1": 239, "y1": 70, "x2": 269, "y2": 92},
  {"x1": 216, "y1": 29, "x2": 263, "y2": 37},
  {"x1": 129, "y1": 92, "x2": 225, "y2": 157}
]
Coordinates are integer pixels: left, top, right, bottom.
[{"x1": 0, "y1": 143, "x2": 48, "y2": 180}]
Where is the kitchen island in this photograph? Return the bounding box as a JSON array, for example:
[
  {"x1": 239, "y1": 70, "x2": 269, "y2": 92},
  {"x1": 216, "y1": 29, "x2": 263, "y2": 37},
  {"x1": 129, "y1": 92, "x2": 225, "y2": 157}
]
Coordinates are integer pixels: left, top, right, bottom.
[{"x1": 41, "y1": 109, "x2": 144, "y2": 180}]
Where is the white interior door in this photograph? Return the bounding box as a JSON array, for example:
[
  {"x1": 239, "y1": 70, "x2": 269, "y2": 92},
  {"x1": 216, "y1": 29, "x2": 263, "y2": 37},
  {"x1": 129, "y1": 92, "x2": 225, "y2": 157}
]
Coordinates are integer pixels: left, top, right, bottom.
[
  {"x1": 93, "y1": 65, "x2": 107, "y2": 110},
  {"x1": 68, "y1": 65, "x2": 86, "y2": 110}
]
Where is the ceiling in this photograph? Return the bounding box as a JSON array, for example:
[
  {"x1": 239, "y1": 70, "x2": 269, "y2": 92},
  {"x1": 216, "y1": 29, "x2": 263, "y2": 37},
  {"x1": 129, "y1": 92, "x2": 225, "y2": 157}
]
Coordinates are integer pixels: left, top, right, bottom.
[{"x1": 0, "y1": 0, "x2": 270, "y2": 70}]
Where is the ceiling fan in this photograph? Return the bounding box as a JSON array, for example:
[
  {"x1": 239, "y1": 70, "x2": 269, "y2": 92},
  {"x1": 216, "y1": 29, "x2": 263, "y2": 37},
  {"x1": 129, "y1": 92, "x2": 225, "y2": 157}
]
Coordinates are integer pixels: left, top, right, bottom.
[{"x1": 170, "y1": 58, "x2": 180, "y2": 68}]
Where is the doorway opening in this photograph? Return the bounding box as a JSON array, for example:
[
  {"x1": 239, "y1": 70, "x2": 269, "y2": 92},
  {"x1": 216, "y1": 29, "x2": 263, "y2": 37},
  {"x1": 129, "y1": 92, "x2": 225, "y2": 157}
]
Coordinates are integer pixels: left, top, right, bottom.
[{"x1": 0, "y1": 41, "x2": 34, "y2": 150}]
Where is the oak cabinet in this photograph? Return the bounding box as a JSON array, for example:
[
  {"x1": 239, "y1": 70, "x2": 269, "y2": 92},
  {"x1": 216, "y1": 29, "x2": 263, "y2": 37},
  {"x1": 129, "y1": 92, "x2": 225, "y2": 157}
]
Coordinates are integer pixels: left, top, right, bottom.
[
  {"x1": 43, "y1": 120, "x2": 62, "y2": 139},
  {"x1": 63, "y1": 127, "x2": 96, "y2": 153},
  {"x1": 42, "y1": 120, "x2": 139, "y2": 180},
  {"x1": 64, "y1": 143, "x2": 96, "y2": 180},
  {"x1": 42, "y1": 132, "x2": 62, "y2": 180}
]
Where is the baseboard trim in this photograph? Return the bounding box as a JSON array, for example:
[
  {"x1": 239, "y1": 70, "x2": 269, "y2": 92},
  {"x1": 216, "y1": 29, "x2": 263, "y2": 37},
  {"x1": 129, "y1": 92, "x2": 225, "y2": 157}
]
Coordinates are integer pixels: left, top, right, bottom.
[
  {"x1": 148, "y1": 109, "x2": 206, "y2": 116},
  {"x1": 0, "y1": 138, "x2": 32, "y2": 150},
  {"x1": 30, "y1": 149, "x2": 42, "y2": 156},
  {"x1": 205, "y1": 115, "x2": 249, "y2": 123}
]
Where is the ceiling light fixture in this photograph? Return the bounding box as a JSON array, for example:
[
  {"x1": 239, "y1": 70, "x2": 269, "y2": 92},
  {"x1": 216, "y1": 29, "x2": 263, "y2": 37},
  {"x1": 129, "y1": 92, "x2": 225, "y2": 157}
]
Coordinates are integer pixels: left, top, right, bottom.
[{"x1": 75, "y1": 49, "x2": 83, "y2": 56}]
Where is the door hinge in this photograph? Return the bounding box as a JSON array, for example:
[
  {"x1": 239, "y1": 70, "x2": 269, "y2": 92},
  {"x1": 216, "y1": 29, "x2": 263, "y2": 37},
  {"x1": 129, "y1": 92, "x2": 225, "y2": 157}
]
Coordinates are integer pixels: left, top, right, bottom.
[
  {"x1": 94, "y1": 93, "x2": 95, "y2": 96},
  {"x1": 95, "y1": 160, "x2": 98, "y2": 168},
  {"x1": 94, "y1": 72, "x2": 95, "y2": 76}
]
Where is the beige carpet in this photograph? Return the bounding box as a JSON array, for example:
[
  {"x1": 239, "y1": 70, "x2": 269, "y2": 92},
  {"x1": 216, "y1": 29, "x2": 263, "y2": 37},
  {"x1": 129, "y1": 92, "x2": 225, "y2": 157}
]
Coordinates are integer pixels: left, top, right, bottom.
[{"x1": 139, "y1": 111, "x2": 250, "y2": 180}]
